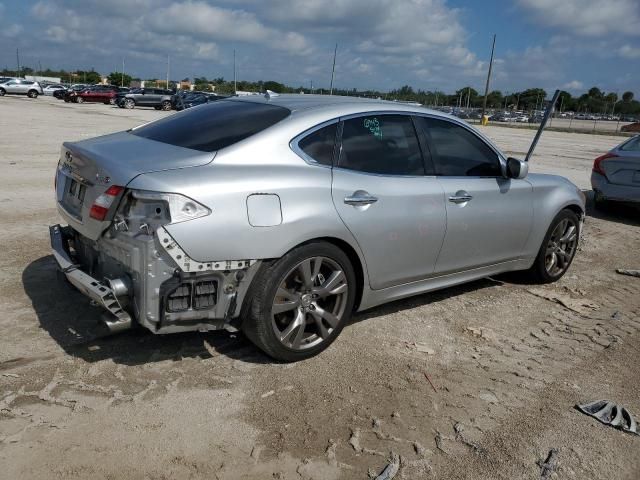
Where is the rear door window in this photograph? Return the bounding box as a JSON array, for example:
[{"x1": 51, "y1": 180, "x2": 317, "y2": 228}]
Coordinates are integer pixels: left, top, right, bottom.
[
  {"x1": 620, "y1": 136, "x2": 640, "y2": 152},
  {"x1": 297, "y1": 123, "x2": 338, "y2": 166},
  {"x1": 132, "y1": 100, "x2": 290, "y2": 152},
  {"x1": 338, "y1": 115, "x2": 425, "y2": 176}
]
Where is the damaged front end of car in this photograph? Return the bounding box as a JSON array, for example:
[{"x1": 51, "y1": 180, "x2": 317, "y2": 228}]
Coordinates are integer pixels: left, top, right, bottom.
[{"x1": 51, "y1": 185, "x2": 260, "y2": 334}]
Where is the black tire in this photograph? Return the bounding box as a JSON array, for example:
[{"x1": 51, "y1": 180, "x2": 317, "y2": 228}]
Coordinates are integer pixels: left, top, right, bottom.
[
  {"x1": 108, "y1": 98, "x2": 116, "y2": 105},
  {"x1": 0, "y1": 88, "x2": 5, "y2": 96},
  {"x1": 124, "y1": 98, "x2": 135, "y2": 109},
  {"x1": 75, "y1": 96, "x2": 84, "y2": 104},
  {"x1": 154, "y1": 106, "x2": 161, "y2": 110},
  {"x1": 242, "y1": 241, "x2": 356, "y2": 362},
  {"x1": 27, "y1": 90, "x2": 38, "y2": 98},
  {"x1": 525, "y1": 209, "x2": 580, "y2": 283},
  {"x1": 161, "y1": 100, "x2": 172, "y2": 111}
]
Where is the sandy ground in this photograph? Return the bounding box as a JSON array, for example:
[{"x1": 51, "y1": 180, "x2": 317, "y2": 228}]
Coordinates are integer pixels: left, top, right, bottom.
[{"x1": 1, "y1": 95, "x2": 639, "y2": 479}]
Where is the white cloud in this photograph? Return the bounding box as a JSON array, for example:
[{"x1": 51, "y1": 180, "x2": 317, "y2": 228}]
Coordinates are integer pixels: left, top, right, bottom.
[
  {"x1": 618, "y1": 44, "x2": 640, "y2": 59},
  {"x1": 145, "y1": 1, "x2": 311, "y2": 55},
  {"x1": 518, "y1": 0, "x2": 640, "y2": 37},
  {"x1": 563, "y1": 80, "x2": 584, "y2": 91}
]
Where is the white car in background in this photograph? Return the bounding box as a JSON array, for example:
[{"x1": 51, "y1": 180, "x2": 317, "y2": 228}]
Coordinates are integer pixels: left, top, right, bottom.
[
  {"x1": 0, "y1": 78, "x2": 44, "y2": 98},
  {"x1": 43, "y1": 84, "x2": 66, "y2": 95}
]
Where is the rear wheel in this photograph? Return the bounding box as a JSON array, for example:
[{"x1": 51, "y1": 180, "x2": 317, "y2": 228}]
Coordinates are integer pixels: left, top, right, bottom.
[
  {"x1": 108, "y1": 98, "x2": 116, "y2": 105},
  {"x1": 27, "y1": 90, "x2": 38, "y2": 98},
  {"x1": 161, "y1": 100, "x2": 171, "y2": 111},
  {"x1": 0, "y1": 88, "x2": 5, "y2": 96},
  {"x1": 76, "y1": 96, "x2": 84, "y2": 104},
  {"x1": 525, "y1": 209, "x2": 580, "y2": 283},
  {"x1": 242, "y1": 242, "x2": 356, "y2": 361},
  {"x1": 124, "y1": 98, "x2": 135, "y2": 109}
]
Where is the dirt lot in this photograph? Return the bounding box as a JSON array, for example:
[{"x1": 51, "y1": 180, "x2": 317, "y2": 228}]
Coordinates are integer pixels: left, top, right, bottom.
[{"x1": 1, "y1": 96, "x2": 639, "y2": 479}]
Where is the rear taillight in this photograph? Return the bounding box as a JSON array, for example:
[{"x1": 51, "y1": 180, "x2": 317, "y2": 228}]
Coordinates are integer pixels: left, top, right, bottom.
[
  {"x1": 593, "y1": 152, "x2": 618, "y2": 176},
  {"x1": 89, "y1": 185, "x2": 124, "y2": 221}
]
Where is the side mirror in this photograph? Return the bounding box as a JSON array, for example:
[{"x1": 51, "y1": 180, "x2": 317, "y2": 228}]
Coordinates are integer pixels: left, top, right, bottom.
[{"x1": 506, "y1": 157, "x2": 528, "y2": 179}]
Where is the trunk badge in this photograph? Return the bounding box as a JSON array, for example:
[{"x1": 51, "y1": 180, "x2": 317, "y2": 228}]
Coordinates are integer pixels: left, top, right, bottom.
[{"x1": 95, "y1": 173, "x2": 111, "y2": 185}]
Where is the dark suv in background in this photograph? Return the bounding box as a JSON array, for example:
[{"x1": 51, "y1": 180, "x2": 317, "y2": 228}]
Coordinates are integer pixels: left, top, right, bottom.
[{"x1": 116, "y1": 88, "x2": 175, "y2": 110}]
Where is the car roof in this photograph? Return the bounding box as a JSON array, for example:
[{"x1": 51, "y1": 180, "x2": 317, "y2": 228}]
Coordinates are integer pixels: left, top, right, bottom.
[{"x1": 227, "y1": 93, "x2": 466, "y2": 126}]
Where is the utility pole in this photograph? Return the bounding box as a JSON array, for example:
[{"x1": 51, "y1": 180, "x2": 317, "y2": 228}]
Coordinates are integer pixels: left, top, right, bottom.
[
  {"x1": 233, "y1": 49, "x2": 236, "y2": 93},
  {"x1": 16, "y1": 48, "x2": 20, "y2": 77},
  {"x1": 466, "y1": 87, "x2": 470, "y2": 109},
  {"x1": 329, "y1": 43, "x2": 337, "y2": 95},
  {"x1": 166, "y1": 54, "x2": 170, "y2": 89},
  {"x1": 121, "y1": 58, "x2": 125, "y2": 87},
  {"x1": 481, "y1": 34, "x2": 496, "y2": 121},
  {"x1": 310, "y1": 79, "x2": 313, "y2": 94}
]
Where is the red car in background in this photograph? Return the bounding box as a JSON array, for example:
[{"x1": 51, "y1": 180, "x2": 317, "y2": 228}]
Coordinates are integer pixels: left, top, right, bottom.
[{"x1": 67, "y1": 85, "x2": 124, "y2": 104}]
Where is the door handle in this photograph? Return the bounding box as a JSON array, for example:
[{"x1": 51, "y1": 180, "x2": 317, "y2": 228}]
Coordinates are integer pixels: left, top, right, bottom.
[
  {"x1": 448, "y1": 191, "x2": 473, "y2": 204},
  {"x1": 344, "y1": 193, "x2": 378, "y2": 206}
]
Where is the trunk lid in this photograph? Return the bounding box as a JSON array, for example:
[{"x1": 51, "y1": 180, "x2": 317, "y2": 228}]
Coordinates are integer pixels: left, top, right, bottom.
[
  {"x1": 56, "y1": 131, "x2": 215, "y2": 240},
  {"x1": 602, "y1": 152, "x2": 640, "y2": 187}
]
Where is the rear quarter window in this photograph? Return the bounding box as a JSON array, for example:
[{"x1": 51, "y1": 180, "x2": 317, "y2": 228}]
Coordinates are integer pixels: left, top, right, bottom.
[{"x1": 131, "y1": 100, "x2": 290, "y2": 152}]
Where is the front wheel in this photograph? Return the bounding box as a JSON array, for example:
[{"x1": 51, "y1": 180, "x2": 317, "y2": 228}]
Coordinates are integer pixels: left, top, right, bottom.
[
  {"x1": 526, "y1": 209, "x2": 580, "y2": 283},
  {"x1": 0, "y1": 88, "x2": 5, "y2": 96},
  {"x1": 108, "y1": 98, "x2": 116, "y2": 105},
  {"x1": 75, "y1": 96, "x2": 84, "y2": 104},
  {"x1": 161, "y1": 100, "x2": 172, "y2": 111},
  {"x1": 242, "y1": 242, "x2": 356, "y2": 361},
  {"x1": 123, "y1": 98, "x2": 135, "y2": 109}
]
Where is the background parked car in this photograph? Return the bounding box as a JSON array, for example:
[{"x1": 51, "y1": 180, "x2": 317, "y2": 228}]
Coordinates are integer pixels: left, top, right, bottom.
[
  {"x1": 116, "y1": 87, "x2": 175, "y2": 110},
  {"x1": 172, "y1": 91, "x2": 229, "y2": 110},
  {"x1": 0, "y1": 78, "x2": 43, "y2": 98},
  {"x1": 591, "y1": 135, "x2": 640, "y2": 206},
  {"x1": 73, "y1": 85, "x2": 119, "y2": 104},
  {"x1": 62, "y1": 85, "x2": 88, "y2": 102},
  {"x1": 621, "y1": 122, "x2": 640, "y2": 133},
  {"x1": 43, "y1": 84, "x2": 66, "y2": 96}
]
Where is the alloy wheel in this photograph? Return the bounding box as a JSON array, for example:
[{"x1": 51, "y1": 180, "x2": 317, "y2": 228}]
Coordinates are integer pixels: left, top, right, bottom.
[
  {"x1": 544, "y1": 217, "x2": 578, "y2": 277},
  {"x1": 124, "y1": 99, "x2": 134, "y2": 109},
  {"x1": 271, "y1": 256, "x2": 349, "y2": 351}
]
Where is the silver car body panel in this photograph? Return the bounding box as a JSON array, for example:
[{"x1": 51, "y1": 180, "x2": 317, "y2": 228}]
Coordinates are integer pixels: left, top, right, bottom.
[{"x1": 50, "y1": 94, "x2": 586, "y2": 331}]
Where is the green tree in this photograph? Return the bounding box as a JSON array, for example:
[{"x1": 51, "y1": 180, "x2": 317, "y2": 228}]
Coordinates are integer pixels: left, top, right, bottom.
[
  {"x1": 486, "y1": 90, "x2": 503, "y2": 108},
  {"x1": 76, "y1": 70, "x2": 101, "y2": 84},
  {"x1": 622, "y1": 91, "x2": 634, "y2": 102},
  {"x1": 263, "y1": 80, "x2": 286, "y2": 92},
  {"x1": 587, "y1": 87, "x2": 603, "y2": 99},
  {"x1": 107, "y1": 71, "x2": 133, "y2": 87}
]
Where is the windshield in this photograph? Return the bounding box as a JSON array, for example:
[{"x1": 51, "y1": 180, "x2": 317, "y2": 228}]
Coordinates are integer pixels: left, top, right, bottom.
[{"x1": 131, "y1": 100, "x2": 290, "y2": 152}]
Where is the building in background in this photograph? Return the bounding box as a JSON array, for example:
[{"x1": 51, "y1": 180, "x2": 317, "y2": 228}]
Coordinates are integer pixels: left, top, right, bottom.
[{"x1": 25, "y1": 75, "x2": 61, "y2": 84}]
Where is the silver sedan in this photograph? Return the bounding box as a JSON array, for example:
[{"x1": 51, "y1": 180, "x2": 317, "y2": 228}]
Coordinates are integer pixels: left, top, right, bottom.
[
  {"x1": 50, "y1": 95, "x2": 585, "y2": 361},
  {"x1": 591, "y1": 135, "x2": 640, "y2": 206}
]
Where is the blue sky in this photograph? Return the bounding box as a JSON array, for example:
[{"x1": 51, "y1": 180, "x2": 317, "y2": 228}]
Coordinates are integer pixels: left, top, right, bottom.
[{"x1": 1, "y1": 0, "x2": 638, "y2": 95}]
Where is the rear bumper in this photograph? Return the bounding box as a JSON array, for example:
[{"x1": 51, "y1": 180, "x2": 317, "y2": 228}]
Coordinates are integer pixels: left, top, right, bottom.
[
  {"x1": 49, "y1": 224, "x2": 132, "y2": 332},
  {"x1": 591, "y1": 172, "x2": 640, "y2": 203}
]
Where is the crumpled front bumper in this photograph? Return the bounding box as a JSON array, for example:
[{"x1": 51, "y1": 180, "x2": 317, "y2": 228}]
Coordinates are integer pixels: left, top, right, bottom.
[{"x1": 49, "y1": 224, "x2": 132, "y2": 332}]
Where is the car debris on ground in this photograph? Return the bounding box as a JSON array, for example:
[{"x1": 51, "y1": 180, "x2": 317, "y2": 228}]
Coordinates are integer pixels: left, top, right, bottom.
[
  {"x1": 616, "y1": 268, "x2": 640, "y2": 278},
  {"x1": 576, "y1": 400, "x2": 639, "y2": 436}
]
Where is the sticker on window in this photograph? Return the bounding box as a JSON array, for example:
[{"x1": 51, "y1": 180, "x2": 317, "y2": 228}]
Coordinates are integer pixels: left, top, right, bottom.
[{"x1": 364, "y1": 117, "x2": 382, "y2": 139}]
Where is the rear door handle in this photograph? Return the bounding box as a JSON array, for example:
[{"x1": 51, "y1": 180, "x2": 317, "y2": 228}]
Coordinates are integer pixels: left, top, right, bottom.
[
  {"x1": 344, "y1": 193, "x2": 378, "y2": 206},
  {"x1": 448, "y1": 191, "x2": 473, "y2": 204}
]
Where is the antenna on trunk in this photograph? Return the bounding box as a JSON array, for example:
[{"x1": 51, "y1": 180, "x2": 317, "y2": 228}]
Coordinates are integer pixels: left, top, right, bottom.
[{"x1": 525, "y1": 89, "x2": 561, "y2": 163}]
